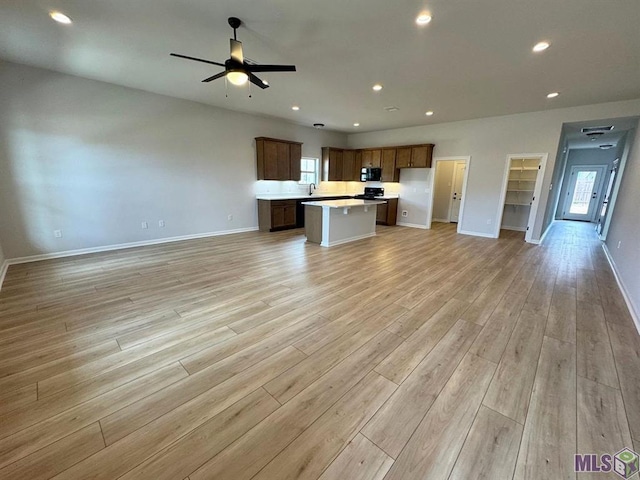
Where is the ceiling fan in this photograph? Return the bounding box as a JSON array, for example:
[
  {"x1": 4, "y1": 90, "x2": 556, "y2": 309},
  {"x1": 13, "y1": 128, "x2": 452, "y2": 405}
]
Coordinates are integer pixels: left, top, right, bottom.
[{"x1": 170, "y1": 17, "x2": 296, "y2": 89}]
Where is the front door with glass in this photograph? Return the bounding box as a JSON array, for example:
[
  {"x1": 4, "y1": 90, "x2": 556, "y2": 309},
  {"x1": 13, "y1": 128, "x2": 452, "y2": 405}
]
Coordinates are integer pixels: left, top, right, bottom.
[{"x1": 562, "y1": 165, "x2": 606, "y2": 221}]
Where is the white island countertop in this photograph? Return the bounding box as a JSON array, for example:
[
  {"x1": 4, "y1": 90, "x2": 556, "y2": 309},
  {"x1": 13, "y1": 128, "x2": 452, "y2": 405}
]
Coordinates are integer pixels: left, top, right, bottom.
[
  {"x1": 256, "y1": 193, "x2": 351, "y2": 200},
  {"x1": 256, "y1": 193, "x2": 399, "y2": 201},
  {"x1": 301, "y1": 199, "x2": 386, "y2": 208}
]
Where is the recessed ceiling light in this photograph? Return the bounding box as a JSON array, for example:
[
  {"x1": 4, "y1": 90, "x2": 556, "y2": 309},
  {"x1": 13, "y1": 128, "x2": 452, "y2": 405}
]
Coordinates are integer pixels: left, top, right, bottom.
[
  {"x1": 532, "y1": 41, "x2": 550, "y2": 52},
  {"x1": 372, "y1": 84, "x2": 383, "y2": 92},
  {"x1": 416, "y1": 13, "x2": 432, "y2": 25},
  {"x1": 50, "y1": 11, "x2": 72, "y2": 24},
  {"x1": 291, "y1": 105, "x2": 300, "y2": 111},
  {"x1": 425, "y1": 111, "x2": 434, "y2": 116},
  {"x1": 546, "y1": 92, "x2": 559, "y2": 98},
  {"x1": 353, "y1": 123, "x2": 360, "y2": 127}
]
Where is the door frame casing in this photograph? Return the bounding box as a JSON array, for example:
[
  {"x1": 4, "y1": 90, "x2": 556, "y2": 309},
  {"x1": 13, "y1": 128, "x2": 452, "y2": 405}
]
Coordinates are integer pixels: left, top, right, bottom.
[
  {"x1": 496, "y1": 153, "x2": 548, "y2": 243},
  {"x1": 561, "y1": 164, "x2": 607, "y2": 222},
  {"x1": 428, "y1": 156, "x2": 471, "y2": 233}
]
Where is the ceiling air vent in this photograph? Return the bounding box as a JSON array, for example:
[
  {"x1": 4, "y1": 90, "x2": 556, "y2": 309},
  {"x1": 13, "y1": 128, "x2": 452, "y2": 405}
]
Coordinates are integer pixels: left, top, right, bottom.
[
  {"x1": 599, "y1": 144, "x2": 614, "y2": 149},
  {"x1": 384, "y1": 106, "x2": 400, "y2": 112},
  {"x1": 581, "y1": 125, "x2": 614, "y2": 134}
]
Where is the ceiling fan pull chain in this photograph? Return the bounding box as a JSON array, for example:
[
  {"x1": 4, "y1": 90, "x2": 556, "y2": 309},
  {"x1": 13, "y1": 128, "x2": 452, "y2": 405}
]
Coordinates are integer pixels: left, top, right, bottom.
[{"x1": 224, "y1": 76, "x2": 228, "y2": 98}]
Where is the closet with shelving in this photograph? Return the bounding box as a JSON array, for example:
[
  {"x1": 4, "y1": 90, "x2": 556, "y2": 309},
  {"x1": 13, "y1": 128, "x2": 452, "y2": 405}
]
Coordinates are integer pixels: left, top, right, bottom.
[{"x1": 501, "y1": 157, "x2": 540, "y2": 231}]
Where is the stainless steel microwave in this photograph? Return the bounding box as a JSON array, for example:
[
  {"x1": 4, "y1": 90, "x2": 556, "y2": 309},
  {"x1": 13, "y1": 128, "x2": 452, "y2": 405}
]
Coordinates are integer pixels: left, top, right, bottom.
[{"x1": 360, "y1": 167, "x2": 382, "y2": 182}]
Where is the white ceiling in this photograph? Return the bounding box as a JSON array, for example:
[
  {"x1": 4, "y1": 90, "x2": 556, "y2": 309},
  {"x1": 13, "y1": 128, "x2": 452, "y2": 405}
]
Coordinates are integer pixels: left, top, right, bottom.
[
  {"x1": 1, "y1": 0, "x2": 639, "y2": 133},
  {"x1": 563, "y1": 117, "x2": 639, "y2": 150}
]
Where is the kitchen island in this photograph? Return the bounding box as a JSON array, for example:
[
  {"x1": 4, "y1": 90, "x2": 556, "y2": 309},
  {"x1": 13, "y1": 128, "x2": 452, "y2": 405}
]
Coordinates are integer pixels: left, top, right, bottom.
[{"x1": 301, "y1": 199, "x2": 385, "y2": 247}]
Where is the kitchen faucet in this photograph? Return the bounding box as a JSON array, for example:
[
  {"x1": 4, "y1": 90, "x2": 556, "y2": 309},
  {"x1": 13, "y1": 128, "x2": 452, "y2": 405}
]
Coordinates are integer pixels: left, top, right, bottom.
[{"x1": 309, "y1": 183, "x2": 316, "y2": 195}]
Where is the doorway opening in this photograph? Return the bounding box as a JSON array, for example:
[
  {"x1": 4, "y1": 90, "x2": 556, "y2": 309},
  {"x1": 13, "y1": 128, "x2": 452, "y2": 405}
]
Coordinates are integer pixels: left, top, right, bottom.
[
  {"x1": 428, "y1": 157, "x2": 470, "y2": 232},
  {"x1": 497, "y1": 154, "x2": 547, "y2": 243},
  {"x1": 561, "y1": 165, "x2": 607, "y2": 221},
  {"x1": 541, "y1": 116, "x2": 639, "y2": 242}
]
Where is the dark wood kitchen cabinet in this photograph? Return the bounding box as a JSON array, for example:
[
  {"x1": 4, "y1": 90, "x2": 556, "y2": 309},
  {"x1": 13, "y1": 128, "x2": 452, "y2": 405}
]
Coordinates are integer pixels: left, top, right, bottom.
[
  {"x1": 361, "y1": 149, "x2": 382, "y2": 168},
  {"x1": 381, "y1": 148, "x2": 400, "y2": 182},
  {"x1": 394, "y1": 144, "x2": 434, "y2": 168},
  {"x1": 395, "y1": 147, "x2": 412, "y2": 168},
  {"x1": 342, "y1": 149, "x2": 359, "y2": 181},
  {"x1": 376, "y1": 198, "x2": 398, "y2": 225},
  {"x1": 258, "y1": 199, "x2": 297, "y2": 231},
  {"x1": 323, "y1": 147, "x2": 343, "y2": 181},
  {"x1": 256, "y1": 137, "x2": 303, "y2": 181},
  {"x1": 322, "y1": 147, "x2": 361, "y2": 181}
]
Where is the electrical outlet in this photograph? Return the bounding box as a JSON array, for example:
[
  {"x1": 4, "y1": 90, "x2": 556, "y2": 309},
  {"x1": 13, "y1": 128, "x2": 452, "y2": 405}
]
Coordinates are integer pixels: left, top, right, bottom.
[
  {"x1": 158, "y1": 220, "x2": 165, "y2": 227},
  {"x1": 401, "y1": 210, "x2": 408, "y2": 217},
  {"x1": 53, "y1": 230, "x2": 62, "y2": 238},
  {"x1": 617, "y1": 240, "x2": 622, "y2": 249},
  {"x1": 141, "y1": 222, "x2": 148, "y2": 229},
  {"x1": 228, "y1": 214, "x2": 233, "y2": 221}
]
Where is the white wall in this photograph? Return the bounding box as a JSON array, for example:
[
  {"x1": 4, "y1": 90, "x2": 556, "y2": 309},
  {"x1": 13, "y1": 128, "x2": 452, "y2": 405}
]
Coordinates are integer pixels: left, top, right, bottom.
[
  {"x1": 0, "y1": 61, "x2": 347, "y2": 259},
  {"x1": 347, "y1": 99, "x2": 640, "y2": 239},
  {"x1": 397, "y1": 169, "x2": 432, "y2": 227},
  {"x1": 605, "y1": 126, "x2": 640, "y2": 326}
]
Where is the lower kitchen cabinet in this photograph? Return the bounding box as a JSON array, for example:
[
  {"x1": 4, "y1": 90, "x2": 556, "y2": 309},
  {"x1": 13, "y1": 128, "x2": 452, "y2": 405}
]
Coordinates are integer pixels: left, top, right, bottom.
[
  {"x1": 258, "y1": 199, "x2": 297, "y2": 232},
  {"x1": 376, "y1": 198, "x2": 398, "y2": 226}
]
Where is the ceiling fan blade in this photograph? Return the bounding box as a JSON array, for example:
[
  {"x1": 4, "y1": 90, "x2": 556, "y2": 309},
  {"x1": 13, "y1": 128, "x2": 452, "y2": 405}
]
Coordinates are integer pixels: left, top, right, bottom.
[
  {"x1": 230, "y1": 39, "x2": 244, "y2": 64},
  {"x1": 202, "y1": 72, "x2": 227, "y2": 83},
  {"x1": 170, "y1": 53, "x2": 225, "y2": 67},
  {"x1": 246, "y1": 64, "x2": 296, "y2": 73},
  {"x1": 249, "y1": 73, "x2": 269, "y2": 89}
]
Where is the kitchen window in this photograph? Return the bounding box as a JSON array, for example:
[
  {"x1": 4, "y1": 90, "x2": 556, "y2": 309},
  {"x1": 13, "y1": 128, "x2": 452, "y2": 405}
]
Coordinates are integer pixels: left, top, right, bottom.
[{"x1": 300, "y1": 157, "x2": 319, "y2": 184}]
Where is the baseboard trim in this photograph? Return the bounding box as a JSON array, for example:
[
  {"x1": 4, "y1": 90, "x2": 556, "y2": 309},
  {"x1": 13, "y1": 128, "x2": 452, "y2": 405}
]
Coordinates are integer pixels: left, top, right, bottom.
[
  {"x1": 458, "y1": 229, "x2": 498, "y2": 239},
  {"x1": 602, "y1": 243, "x2": 640, "y2": 335},
  {"x1": 396, "y1": 222, "x2": 429, "y2": 230},
  {"x1": 0, "y1": 260, "x2": 8, "y2": 292},
  {"x1": 320, "y1": 232, "x2": 377, "y2": 247},
  {"x1": 5, "y1": 227, "x2": 260, "y2": 267},
  {"x1": 535, "y1": 219, "x2": 556, "y2": 245},
  {"x1": 501, "y1": 225, "x2": 527, "y2": 232},
  {"x1": 431, "y1": 218, "x2": 450, "y2": 224}
]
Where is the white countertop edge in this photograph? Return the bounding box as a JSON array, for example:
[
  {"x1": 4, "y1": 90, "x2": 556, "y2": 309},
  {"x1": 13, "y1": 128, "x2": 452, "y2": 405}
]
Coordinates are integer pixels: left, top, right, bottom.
[
  {"x1": 301, "y1": 199, "x2": 386, "y2": 208},
  {"x1": 256, "y1": 193, "x2": 399, "y2": 200}
]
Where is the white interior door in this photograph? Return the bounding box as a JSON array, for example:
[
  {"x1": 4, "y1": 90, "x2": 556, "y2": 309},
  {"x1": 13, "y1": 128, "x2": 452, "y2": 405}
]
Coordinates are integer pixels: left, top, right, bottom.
[
  {"x1": 562, "y1": 166, "x2": 606, "y2": 221},
  {"x1": 449, "y1": 162, "x2": 466, "y2": 222}
]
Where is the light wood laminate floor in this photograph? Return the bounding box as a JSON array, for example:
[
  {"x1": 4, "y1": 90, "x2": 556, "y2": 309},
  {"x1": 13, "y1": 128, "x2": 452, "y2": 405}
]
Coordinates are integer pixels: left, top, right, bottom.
[{"x1": 0, "y1": 221, "x2": 638, "y2": 480}]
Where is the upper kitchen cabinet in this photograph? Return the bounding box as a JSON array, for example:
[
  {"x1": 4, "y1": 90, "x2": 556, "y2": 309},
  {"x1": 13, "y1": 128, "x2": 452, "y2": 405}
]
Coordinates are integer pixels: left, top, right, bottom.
[
  {"x1": 361, "y1": 149, "x2": 382, "y2": 168},
  {"x1": 255, "y1": 137, "x2": 303, "y2": 181},
  {"x1": 410, "y1": 144, "x2": 433, "y2": 168},
  {"x1": 395, "y1": 147, "x2": 412, "y2": 168},
  {"x1": 392, "y1": 144, "x2": 434, "y2": 168},
  {"x1": 381, "y1": 148, "x2": 400, "y2": 182},
  {"x1": 322, "y1": 147, "x2": 343, "y2": 181},
  {"x1": 322, "y1": 147, "x2": 361, "y2": 181},
  {"x1": 342, "y1": 149, "x2": 360, "y2": 181}
]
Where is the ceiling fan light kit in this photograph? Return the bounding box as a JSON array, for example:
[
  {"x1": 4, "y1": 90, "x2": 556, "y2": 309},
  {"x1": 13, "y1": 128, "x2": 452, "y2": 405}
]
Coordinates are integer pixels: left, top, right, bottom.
[
  {"x1": 170, "y1": 17, "x2": 296, "y2": 92},
  {"x1": 226, "y1": 70, "x2": 249, "y2": 86}
]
